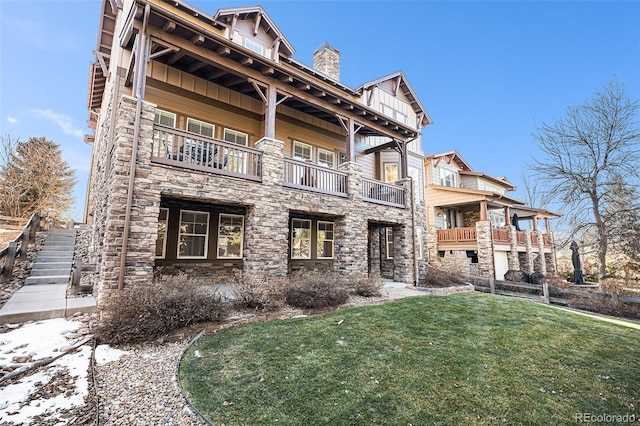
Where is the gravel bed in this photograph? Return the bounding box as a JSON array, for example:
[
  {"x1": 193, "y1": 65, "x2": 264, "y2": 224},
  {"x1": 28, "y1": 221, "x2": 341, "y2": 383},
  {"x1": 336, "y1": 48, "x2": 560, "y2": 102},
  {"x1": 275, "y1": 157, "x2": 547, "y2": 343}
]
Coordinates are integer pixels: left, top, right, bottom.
[{"x1": 95, "y1": 340, "x2": 205, "y2": 426}]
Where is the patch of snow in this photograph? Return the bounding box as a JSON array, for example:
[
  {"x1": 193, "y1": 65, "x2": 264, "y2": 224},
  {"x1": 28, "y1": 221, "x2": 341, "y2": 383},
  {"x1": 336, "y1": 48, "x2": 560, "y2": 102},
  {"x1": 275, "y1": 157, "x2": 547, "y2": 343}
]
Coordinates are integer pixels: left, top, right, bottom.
[
  {"x1": 0, "y1": 318, "x2": 83, "y2": 367},
  {"x1": 94, "y1": 344, "x2": 128, "y2": 365},
  {"x1": 0, "y1": 345, "x2": 91, "y2": 425}
]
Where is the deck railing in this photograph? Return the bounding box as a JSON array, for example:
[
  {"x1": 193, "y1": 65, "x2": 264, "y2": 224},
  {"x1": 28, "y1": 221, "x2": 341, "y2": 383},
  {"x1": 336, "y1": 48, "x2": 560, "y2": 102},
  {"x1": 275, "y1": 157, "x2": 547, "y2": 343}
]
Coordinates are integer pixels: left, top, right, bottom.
[
  {"x1": 531, "y1": 233, "x2": 539, "y2": 246},
  {"x1": 516, "y1": 231, "x2": 526, "y2": 245},
  {"x1": 492, "y1": 228, "x2": 510, "y2": 243},
  {"x1": 1, "y1": 213, "x2": 41, "y2": 284},
  {"x1": 151, "y1": 124, "x2": 262, "y2": 181},
  {"x1": 362, "y1": 178, "x2": 405, "y2": 208},
  {"x1": 283, "y1": 158, "x2": 348, "y2": 197},
  {"x1": 437, "y1": 227, "x2": 477, "y2": 243},
  {"x1": 542, "y1": 234, "x2": 552, "y2": 247}
]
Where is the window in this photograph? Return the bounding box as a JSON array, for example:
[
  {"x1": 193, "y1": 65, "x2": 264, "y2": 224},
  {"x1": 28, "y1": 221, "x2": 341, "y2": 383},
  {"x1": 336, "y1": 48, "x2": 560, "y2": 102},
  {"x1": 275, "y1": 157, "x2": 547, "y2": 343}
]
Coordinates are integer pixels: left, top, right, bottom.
[
  {"x1": 156, "y1": 208, "x2": 169, "y2": 258},
  {"x1": 178, "y1": 210, "x2": 209, "y2": 259},
  {"x1": 409, "y1": 166, "x2": 423, "y2": 203},
  {"x1": 244, "y1": 38, "x2": 264, "y2": 55},
  {"x1": 187, "y1": 117, "x2": 215, "y2": 138},
  {"x1": 386, "y1": 227, "x2": 394, "y2": 259},
  {"x1": 381, "y1": 104, "x2": 407, "y2": 124},
  {"x1": 317, "y1": 221, "x2": 334, "y2": 259},
  {"x1": 152, "y1": 109, "x2": 176, "y2": 158},
  {"x1": 317, "y1": 148, "x2": 335, "y2": 169},
  {"x1": 153, "y1": 109, "x2": 176, "y2": 127},
  {"x1": 441, "y1": 168, "x2": 456, "y2": 187},
  {"x1": 218, "y1": 214, "x2": 244, "y2": 259},
  {"x1": 223, "y1": 128, "x2": 248, "y2": 146},
  {"x1": 293, "y1": 141, "x2": 312, "y2": 161},
  {"x1": 291, "y1": 219, "x2": 312, "y2": 259},
  {"x1": 384, "y1": 163, "x2": 399, "y2": 183}
]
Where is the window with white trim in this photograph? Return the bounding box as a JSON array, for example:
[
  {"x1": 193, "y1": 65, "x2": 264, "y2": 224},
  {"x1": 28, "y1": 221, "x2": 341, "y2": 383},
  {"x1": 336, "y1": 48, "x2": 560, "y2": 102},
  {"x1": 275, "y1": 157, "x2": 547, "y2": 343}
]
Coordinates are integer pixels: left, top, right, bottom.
[
  {"x1": 223, "y1": 128, "x2": 249, "y2": 173},
  {"x1": 317, "y1": 148, "x2": 335, "y2": 168},
  {"x1": 178, "y1": 210, "x2": 209, "y2": 259},
  {"x1": 291, "y1": 219, "x2": 312, "y2": 259},
  {"x1": 223, "y1": 128, "x2": 248, "y2": 146},
  {"x1": 217, "y1": 214, "x2": 244, "y2": 259},
  {"x1": 155, "y1": 208, "x2": 169, "y2": 258},
  {"x1": 381, "y1": 104, "x2": 407, "y2": 124},
  {"x1": 154, "y1": 109, "x2": 176, "y2": 127},
  {"x1": 317, "y1": 221, "x2": 334, "y2": 259},
  {"x1": 386, "y1": 227, "x2": 394, "y2": 259},
  {"x1": 384, "y1": 163, "x2": 399, "y2": 183},
  {"x1": 187, "y1": 117, "x2": 215, "y2": 138},
  {"x1": 152, "y1": 109, "x2": 176, "y2": 158},
  {"x1": 440, "y1": 168, "x2": 456, "y2": 187},
  {"x1": 293, "y1": 141, "x2": 312, "y2": 161}
]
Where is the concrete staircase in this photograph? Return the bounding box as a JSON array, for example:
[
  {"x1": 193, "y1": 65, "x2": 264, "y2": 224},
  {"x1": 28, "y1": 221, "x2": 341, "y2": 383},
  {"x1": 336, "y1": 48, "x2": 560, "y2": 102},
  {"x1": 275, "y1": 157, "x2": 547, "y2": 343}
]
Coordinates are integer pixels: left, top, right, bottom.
[
  {"x1": 0, "y1": 227, "x2": 96, "y2": 324},
  {"x1": 24, "y1": 229, "x2": 76, "y2": 286}
]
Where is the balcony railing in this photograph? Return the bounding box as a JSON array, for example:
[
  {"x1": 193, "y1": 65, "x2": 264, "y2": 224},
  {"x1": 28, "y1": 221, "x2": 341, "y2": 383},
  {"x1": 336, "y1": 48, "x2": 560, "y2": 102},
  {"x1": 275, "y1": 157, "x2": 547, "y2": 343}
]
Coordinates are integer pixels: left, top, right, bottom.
[
  {"x1": 362, "y1": 178, "x2": 405, "y2": 208},
  {"x1": 437, "y1": 227, "x2": 477, "y2": 244},
  {"x1": 283, "y1": 158, "x2": 348, "y2": 197},
  {"x1": 516, "y1": 231, "x2": 526, "y2": 245},
  {"x1": 542, "y1": 234, "x2": 552, "y2": 247},
  {"x1": 151, "y1": 124, "x2": 262, "y2": 181},
  {"x1": 531, "y1": 233, "x2": 539, "y2": 246},
  {"x1": 492, "y1": 228, "x2": 510, "y2": 244}
]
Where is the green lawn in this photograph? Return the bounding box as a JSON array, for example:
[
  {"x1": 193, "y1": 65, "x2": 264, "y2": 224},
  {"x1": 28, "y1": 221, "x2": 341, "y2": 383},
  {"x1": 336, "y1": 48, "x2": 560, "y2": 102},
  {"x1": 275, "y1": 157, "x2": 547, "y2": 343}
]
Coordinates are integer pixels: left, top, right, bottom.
[{"x1": 179, "y1": 293, "x2": 640, "y2": 425}]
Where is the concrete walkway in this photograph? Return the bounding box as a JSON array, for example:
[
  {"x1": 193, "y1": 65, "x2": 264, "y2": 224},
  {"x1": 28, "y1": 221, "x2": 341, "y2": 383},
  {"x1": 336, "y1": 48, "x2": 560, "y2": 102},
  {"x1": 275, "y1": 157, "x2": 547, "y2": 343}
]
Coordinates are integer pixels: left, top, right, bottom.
[{"x1": 0, "y1": 228, "x2": 96, "y2": 324}]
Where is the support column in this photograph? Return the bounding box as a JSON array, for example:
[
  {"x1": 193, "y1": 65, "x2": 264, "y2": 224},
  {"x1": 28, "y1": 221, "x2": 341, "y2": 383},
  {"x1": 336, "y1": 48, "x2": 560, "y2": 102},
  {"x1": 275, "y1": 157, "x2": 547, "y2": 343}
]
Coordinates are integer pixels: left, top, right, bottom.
[
  {"x1": 98, "y1": 96, "x2": 158, "y2": 306},
  {"x1": 507, "y1": 225, "x2": 519, "y2": 270},
  {"x1": 264, "y1": 84, "x2": 277, "y2": 139},
  {"x1": 521, "y1": 229, "x2": 534, "y2": 273},
  {"x1": 533, "y1": 230, "x2": 547, "y2": 274},
  {"x1": 369, "y1": 225, "x2": 381, "y2": 276},
  {"x1": 243, "y1": 137, "x2": 288, "y2": 279},
  {"x1": 346, "y1": 117, "x2": 355, "y2": 163},
  {"x1": 476, "y1": 221, "x2": 494, "y2": 278},
  {"x1": 392, "y1": 223, "x2": 413, "y2": 284}
]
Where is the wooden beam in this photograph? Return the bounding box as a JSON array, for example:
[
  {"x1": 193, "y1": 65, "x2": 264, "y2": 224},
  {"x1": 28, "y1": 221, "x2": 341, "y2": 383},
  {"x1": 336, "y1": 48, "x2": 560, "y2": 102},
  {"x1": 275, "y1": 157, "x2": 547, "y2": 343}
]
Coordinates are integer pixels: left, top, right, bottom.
[
  {"x1": 366, "y1": 88, "x2": 374, "y2": 106},
  {"x1": 240, "y1": 56, "x2": 253, "y2": 66},
  {"x1": 187, "y1": 61, "x2": 207, "y2": 73},
  {"x1": 191, "y1": 34, "x2": 205, "y2": 45},
  {"x1": 216, "y1": 46, "x2": 231, "y2": 56},
  {"x1": 393, "y1": 76, "x2": 401, "y2": 97},
  {"x1": 166, "y1": 51, "x2": 186, "y2": 65},
  {"x1": 253, "y1": 13, "x2": 262, "y2": 36},
  {"x1": 206, "y1": 68, "x2": 227, "y2": 80},
  {"x1": 261, "y1": 66, "x2": 275, "y2": 75},
  {"x1": 296, "y1": 82, "x2": 311, "y2": 91},
  {"x1": 280, "y1": 75, "x2": 293, "y2": 83},
  {"x1": 163, "y1": 21, "x2": 176, "y2": 33},
  {"x1": 93, "y1": 50, "x2": 109, "y2": 75}
]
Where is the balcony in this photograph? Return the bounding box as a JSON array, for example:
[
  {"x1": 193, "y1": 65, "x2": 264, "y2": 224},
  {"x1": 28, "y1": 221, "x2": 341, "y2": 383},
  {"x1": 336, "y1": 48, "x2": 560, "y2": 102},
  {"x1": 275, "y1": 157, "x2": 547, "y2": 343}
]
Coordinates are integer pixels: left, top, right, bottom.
[
  {"x1": 492, "y1": 228, "x2": 510, "y2": 244},
  {"x1": 437, "y1": 227, "x2": 477, "y2": 246},
  {"x1": 151, "y1": 124, "x2": 262, "y2": 181},
  {"x1": 362, "y1": 178, "x2": 405, "y2": 208},
  {"x1": 283, "y1": 158, "x2": 348, "y2": 197}
]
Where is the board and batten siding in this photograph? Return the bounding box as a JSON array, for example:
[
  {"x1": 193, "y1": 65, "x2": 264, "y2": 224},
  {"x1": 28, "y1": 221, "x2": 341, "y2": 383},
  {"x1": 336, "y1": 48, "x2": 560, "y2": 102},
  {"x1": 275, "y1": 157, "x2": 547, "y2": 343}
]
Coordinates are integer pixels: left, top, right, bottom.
[{"x1": 369, "y1": 85, "x2": 417, "y2": 129}]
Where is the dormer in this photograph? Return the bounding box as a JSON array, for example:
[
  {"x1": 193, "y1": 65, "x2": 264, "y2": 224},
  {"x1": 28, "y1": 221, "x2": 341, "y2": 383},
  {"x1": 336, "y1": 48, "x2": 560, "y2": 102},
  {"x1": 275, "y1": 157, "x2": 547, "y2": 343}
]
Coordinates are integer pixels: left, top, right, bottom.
[
  {"x1": 357, "y1": 71, "x2": 432, "y2": 130},
  {"x1": 213, "y1": 6, "x2": 295, "y2": 62}
]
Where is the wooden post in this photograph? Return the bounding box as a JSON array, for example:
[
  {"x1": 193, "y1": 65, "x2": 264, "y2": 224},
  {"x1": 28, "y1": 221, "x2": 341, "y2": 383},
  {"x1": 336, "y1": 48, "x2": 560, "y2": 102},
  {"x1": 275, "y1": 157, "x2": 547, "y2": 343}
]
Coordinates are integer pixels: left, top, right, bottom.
[
  {"x1": 543, "y1": 282, "x2": 550, "y2": 304},
  {"x1": 71, "y1": 258, "x2": 81, "y2": 296},
  {"x1": 20, "y1": 230, "x2": 29, "y2": 258},
  {"x1": 489, "y1": 277, "x2": 495, "y2": 294},
  {"x1": 612, "y1": 291, "x2": 619, "y2": 304},
  {"x1": 1, "y1": 242, "x2": 17, "y2": 284},
  {"x1": 29, "y1": 213, "x2": 39, "y2": 243}
]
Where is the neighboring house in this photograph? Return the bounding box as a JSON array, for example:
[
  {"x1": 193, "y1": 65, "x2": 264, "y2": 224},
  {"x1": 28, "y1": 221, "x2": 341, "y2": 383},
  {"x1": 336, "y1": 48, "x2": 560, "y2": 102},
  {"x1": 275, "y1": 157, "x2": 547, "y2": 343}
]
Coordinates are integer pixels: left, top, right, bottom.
[
  {"x1": 85, "y1": 0, "x2": 432, "y2": 305},
  {"x1": 424, "y1": 151, "x2": 559, "y2": 280}
]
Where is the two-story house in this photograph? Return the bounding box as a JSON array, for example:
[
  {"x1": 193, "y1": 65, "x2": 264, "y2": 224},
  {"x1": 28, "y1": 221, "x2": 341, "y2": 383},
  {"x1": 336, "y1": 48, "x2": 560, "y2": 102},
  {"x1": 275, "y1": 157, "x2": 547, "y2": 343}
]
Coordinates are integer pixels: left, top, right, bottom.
[
  {"x1": 85, "y1": 0, "x2": 431, "y2": 304},
  {"x1": 424, "y1": 151, "x2": 559, "y2": 280}
]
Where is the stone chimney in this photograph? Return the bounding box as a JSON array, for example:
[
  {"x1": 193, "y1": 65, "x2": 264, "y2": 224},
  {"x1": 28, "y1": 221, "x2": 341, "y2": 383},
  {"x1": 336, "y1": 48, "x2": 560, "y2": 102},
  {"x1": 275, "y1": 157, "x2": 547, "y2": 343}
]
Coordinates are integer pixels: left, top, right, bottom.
[{"x1": 313, "y1": 42, "x2": 340, "y2": 81}]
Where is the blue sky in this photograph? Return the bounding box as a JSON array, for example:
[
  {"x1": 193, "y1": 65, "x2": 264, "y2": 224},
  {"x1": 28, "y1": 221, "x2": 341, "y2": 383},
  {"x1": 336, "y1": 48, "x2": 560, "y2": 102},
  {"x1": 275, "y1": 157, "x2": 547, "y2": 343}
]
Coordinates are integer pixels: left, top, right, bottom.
[{"x1": 1, "y1": 0, "x2": 639, "y2": 221}]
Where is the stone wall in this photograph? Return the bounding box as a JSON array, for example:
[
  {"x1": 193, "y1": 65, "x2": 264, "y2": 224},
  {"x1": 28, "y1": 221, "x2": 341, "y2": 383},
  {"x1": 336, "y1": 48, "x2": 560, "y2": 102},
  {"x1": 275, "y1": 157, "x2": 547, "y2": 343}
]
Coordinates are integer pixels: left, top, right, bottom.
[{"x1": 88, "y1": 98, "x2": 426, "y2": 304}]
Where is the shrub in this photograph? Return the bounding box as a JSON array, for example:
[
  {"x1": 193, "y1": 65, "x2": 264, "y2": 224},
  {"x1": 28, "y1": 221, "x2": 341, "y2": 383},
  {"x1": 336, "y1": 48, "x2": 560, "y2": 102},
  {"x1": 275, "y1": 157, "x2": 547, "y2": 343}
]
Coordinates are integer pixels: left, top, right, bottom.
[
  {"x1": 284, "y1": 271, "x2": 349, "y2": 309},
  {"x1": 230, "y1": 270, "x2": 286, "y2": 312},
  {"x1": 351, "y1": 273, "x2": 385, "y2": 297},
  {"x1": 420, "y1": 266, "x2": 468, "y2": 288},
  {"x1": 95, "y1": 273, "x2": 226, "y2": 345}
]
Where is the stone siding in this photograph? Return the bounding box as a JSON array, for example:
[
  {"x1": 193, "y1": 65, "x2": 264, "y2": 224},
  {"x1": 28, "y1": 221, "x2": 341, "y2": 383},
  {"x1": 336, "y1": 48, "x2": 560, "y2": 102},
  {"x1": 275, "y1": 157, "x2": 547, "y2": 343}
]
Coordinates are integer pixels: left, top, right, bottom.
[{"x1": 87, "y1": 98, "x2": 426, "y2": 304}]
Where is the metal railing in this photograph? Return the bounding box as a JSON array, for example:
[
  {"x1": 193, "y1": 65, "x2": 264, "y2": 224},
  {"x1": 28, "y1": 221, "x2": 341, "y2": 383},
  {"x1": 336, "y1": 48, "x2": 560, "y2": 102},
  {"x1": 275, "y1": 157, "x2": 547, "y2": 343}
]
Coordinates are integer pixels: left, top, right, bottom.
[
  {"x1": 283, "y1": 158, "x2": 348, "y2": 197},
  {"x1": 362, "y1": 178, "x2": 405, "y2": 208},
  {"x1": 151, "y1": 124, "x2": 262, "y2": 181}
]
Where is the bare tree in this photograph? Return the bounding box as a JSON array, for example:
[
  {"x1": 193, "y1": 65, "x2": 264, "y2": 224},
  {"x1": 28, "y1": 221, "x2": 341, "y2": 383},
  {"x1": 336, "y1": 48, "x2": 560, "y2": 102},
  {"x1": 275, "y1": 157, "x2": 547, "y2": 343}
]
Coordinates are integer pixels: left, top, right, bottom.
[
  {"x1": 529, "y1": 79, "x2": 640, "y2": 281},
  {"x1": 520, "y1": 173, "x2": 553, "y2": 209},
  {"x1": 0, "y1": 135, "x2": 76, "y2": 218}
]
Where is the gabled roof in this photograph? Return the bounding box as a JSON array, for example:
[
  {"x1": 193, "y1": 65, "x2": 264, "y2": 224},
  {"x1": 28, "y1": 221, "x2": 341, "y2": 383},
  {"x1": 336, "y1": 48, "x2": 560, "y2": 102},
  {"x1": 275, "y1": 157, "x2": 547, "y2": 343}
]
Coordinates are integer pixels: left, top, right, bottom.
[
  {"x1": 458, "y1": 170, "x2": 516, "y2": 191},
  {"x1": 213, "y1": 6, "x2": 295, "y2": 58},
  {"x1": 356, "y1": 71, "x2": 432, "y2": 127},
  {"x1": 426, "y1": 150, "x2": 473, "y2": 171}
]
